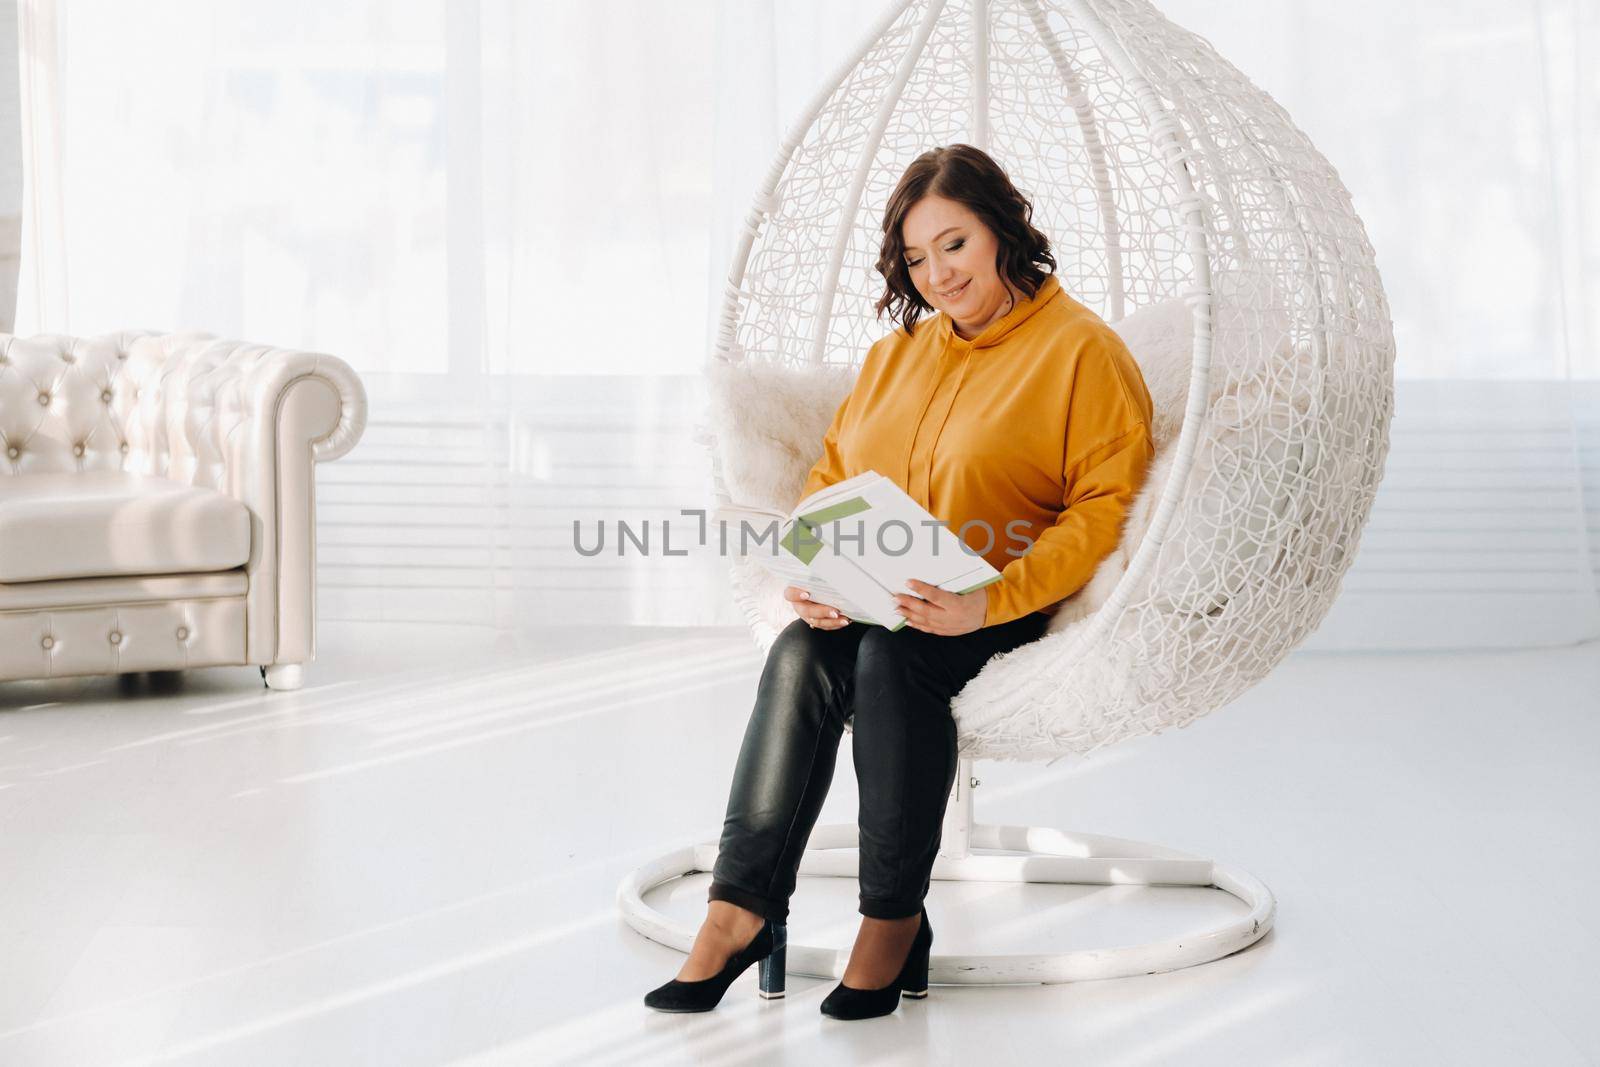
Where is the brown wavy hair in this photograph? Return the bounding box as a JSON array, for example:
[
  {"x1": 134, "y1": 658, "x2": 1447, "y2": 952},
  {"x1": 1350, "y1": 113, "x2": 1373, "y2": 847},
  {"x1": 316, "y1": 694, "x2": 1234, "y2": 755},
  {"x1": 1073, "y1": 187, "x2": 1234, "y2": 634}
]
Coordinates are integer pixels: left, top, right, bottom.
[{"x1": 874, "y1": 144, "x2": 1056, "y2": 338}]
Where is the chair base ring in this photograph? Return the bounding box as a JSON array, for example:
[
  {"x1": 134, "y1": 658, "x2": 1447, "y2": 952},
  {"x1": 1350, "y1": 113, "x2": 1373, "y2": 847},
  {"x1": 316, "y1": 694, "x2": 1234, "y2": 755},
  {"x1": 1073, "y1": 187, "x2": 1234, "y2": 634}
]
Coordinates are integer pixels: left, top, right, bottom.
[{"x1": 617, "y1": 822, "x2": 1275, "y2": 985}]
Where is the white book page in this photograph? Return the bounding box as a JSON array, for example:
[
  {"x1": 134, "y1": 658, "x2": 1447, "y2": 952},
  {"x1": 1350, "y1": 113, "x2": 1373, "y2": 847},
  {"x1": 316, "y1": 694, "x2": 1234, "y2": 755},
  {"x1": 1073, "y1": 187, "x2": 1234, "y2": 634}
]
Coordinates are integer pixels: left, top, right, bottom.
[
  {"x1": 811, "y1": 477, "x2": 1001, "y2": 599},
  {"x1": 753, "y1": 555, "x2": 875, "y2": 622},
  {"x1": 724, "y1": 510, "x2": 878, "y2": 622},
  {"x1": 791, "y1": 470, "x2": 882, "y2": 519},
  {"x1": 714, "y1": 468, "x2": 876, "y2": 534},
  {"x1": 719, "y1": 469, "x2": 991, "y2": 629},
  {"x1": 809, "y1": 547, "x2": 904, "y2": 629}
]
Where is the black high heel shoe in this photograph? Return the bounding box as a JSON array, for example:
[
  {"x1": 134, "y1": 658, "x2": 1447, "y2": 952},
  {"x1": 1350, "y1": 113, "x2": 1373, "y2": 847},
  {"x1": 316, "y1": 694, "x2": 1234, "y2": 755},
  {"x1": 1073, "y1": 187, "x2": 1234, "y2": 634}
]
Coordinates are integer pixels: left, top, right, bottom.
[
  {"x1": 819, "y1": 906, "x2": 932, "y2": 1020},
  {"x1": 643, "y1": 918, "x2": 787, "y2": 1013}
]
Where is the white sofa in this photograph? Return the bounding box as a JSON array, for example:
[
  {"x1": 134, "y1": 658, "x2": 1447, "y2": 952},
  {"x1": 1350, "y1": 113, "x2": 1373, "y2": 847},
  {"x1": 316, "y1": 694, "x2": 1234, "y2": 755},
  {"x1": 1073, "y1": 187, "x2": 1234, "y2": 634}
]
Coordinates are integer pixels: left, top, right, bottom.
[{"x1": 0, "y1": 330, "x2": 366, "y2": 690}]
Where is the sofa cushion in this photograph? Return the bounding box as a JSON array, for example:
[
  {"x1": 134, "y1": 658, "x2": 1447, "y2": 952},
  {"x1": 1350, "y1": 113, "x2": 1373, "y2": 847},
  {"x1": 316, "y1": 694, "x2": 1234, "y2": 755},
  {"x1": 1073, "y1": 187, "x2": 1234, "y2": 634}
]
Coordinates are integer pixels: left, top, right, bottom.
[{"x1": 0, "y1": 471, "x2": 250, "y2": 582}]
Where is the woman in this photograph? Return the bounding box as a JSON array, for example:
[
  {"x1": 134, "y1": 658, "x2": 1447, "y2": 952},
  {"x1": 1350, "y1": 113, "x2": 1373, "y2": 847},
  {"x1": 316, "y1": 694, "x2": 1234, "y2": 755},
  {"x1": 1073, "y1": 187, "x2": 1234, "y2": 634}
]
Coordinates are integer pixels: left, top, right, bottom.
[{"x1": 645, "y1": 144, "x2": 1156, "y2": 1019}]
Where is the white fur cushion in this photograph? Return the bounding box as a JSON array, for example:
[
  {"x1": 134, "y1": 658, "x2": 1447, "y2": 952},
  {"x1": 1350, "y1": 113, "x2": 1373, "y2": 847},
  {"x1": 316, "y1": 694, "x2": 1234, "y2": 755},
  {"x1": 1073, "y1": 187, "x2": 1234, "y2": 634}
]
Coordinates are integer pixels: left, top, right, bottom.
[
  {"x1": 702, "y1": 356, "x2": 856, "y2": 513},
  {"x1": 699, "y1": 355, "x2": 855, "y2": 643}
]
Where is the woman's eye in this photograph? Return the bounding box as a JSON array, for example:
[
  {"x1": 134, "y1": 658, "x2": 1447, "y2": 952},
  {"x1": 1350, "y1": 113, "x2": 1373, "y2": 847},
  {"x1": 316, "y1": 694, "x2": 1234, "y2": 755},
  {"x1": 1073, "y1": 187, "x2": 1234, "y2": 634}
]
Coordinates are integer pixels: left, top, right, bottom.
[{"x1": 905, "y1": 239, "x2": 962, "y2": 268}]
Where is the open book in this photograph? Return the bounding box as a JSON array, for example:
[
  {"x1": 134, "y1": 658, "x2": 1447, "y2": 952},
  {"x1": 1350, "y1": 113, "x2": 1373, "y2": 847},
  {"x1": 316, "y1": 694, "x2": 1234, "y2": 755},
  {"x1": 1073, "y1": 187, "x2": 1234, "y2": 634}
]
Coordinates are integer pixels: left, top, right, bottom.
[{"x1": 714, "y1": 470, "x2": 1003, "y2": 630}]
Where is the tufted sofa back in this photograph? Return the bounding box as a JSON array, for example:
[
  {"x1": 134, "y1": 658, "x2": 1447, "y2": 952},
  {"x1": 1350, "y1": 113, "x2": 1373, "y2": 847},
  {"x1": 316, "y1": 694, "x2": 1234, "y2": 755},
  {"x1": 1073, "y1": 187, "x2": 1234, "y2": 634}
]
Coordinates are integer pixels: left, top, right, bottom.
[{"x1": 0, "y1": 331, "x2": 265, "y2": 489}]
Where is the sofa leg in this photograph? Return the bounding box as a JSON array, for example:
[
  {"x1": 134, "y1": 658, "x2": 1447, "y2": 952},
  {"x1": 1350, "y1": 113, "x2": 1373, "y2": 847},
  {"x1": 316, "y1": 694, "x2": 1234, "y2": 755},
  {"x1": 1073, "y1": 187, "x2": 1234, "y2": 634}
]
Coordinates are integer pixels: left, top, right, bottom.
[{"x1": 262, "y1": 664, "x2": 305, "y2": 691}]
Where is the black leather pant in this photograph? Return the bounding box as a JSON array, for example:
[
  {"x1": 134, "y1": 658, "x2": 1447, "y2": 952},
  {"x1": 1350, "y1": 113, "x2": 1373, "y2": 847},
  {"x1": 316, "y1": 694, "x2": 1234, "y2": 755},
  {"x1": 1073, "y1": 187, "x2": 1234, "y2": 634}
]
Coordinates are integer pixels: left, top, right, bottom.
[{"x1": 708, "y1": 611, "x2": 1049, "y2": 921}]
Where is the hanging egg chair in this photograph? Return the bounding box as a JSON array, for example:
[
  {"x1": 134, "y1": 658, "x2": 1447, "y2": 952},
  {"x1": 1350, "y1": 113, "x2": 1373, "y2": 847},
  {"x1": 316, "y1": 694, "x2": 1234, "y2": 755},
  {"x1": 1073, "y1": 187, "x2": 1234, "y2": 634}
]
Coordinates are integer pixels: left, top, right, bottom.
[{"x1": 619, "y1": 0, "x2": 1395, "y2": 984}]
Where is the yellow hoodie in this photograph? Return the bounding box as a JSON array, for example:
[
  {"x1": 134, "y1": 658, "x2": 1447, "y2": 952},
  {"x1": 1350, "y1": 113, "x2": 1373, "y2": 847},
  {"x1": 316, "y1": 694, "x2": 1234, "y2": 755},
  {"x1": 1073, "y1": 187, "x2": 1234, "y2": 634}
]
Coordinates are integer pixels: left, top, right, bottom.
[{"x1": 798, "y1": 273, "x2": 1156, "y2": 628}]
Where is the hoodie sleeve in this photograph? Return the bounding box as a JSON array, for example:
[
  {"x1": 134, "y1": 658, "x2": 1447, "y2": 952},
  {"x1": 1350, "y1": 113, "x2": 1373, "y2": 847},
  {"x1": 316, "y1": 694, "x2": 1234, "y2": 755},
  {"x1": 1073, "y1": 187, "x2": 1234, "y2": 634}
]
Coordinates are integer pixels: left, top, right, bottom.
[
  {"x1": 981, "y1": 333, "x2": 1156, "y2": 627},
  {"x1": 796, "y1": 388, "x2": 852, "y2": 506}
]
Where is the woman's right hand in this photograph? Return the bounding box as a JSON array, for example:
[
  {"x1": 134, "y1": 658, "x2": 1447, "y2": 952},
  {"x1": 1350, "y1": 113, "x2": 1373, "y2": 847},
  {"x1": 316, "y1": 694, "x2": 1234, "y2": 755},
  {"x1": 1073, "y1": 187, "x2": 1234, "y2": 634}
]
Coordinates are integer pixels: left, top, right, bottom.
[{"x1": 784, "y1": 585, "x2": 851, "y2": 630}]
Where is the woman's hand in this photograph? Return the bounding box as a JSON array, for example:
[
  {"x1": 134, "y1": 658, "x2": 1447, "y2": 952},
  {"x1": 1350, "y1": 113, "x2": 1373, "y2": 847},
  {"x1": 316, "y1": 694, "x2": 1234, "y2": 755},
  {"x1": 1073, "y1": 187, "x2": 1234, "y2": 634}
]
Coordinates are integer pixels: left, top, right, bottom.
[
  {"x1": 784, "y1": 585, "x2": 851, "y2": 630},
  {"x1": 894, "y1": 579, "x2": 987, "y2": 636}
]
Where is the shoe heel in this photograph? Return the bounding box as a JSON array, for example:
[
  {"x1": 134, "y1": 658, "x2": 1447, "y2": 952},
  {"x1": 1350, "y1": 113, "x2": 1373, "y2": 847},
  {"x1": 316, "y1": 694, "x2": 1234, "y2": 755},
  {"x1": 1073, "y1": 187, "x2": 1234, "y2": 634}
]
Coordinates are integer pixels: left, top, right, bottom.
[
  {"x1": 899, "y1": 945, "x2": 928, "y2": 999},
  {"x1": 900, "y1": 913, "x2": 930, "y2": 999},
  {"x1": 757, "y1": 922, "x2": 787, "y2": 1000}
]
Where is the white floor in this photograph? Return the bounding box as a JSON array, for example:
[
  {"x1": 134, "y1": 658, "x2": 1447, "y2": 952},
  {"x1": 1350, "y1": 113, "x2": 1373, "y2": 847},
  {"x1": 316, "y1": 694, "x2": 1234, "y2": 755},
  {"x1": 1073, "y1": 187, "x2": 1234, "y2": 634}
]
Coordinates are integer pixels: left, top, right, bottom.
[{"x1": 0, "y1": 622, "x2": 1596, "y2": 1066}]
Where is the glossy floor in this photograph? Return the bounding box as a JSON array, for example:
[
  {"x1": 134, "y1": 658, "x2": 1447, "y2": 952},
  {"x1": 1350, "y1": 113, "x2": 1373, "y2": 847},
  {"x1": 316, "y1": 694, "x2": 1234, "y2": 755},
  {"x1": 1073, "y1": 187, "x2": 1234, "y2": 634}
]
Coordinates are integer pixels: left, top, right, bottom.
[{"x1": 1, "y1": 623, "x2": 1596, "y2": 1065}]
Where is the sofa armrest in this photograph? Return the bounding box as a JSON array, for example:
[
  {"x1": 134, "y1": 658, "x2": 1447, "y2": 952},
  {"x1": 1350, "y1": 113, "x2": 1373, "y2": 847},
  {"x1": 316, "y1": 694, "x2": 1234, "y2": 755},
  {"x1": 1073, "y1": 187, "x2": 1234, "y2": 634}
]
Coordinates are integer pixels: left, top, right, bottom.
[
  {"x1": 122, "y1": 333, "x2": 368, "y2": 665},
  {"x1": 228, "y1": 345, "x2": 367, "y2": 665}
]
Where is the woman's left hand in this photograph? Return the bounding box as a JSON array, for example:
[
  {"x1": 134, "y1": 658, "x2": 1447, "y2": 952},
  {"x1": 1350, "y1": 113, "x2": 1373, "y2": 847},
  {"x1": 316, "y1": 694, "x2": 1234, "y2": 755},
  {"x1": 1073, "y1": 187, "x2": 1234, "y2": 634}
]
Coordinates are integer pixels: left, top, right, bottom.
[{"x1": 893, "y1": 579, "x2": 987, "y2": 636}]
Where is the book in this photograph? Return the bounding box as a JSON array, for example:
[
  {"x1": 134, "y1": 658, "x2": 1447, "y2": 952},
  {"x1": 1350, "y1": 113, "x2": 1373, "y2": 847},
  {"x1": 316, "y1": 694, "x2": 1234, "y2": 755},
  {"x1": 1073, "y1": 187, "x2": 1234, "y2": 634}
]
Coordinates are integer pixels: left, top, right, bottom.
[{"x1": 714, "y1": 470, "x2": 1003, "y2": 631}]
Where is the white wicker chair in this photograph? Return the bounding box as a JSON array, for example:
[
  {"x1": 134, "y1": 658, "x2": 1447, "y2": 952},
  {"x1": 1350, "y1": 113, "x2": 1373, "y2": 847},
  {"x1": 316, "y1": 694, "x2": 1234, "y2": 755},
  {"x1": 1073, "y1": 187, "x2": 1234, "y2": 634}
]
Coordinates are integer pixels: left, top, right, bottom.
[{"x1": 619, "y1": 0, "x2": 1395, "y2": 985}]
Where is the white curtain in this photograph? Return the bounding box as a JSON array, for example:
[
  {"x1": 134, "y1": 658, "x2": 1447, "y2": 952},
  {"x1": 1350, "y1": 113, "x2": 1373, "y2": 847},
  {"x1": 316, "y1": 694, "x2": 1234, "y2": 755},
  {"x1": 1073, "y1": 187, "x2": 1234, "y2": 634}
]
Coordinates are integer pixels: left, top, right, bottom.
[{"x1": 15, "y1": 0, "x2": 1599, "y2": 645}]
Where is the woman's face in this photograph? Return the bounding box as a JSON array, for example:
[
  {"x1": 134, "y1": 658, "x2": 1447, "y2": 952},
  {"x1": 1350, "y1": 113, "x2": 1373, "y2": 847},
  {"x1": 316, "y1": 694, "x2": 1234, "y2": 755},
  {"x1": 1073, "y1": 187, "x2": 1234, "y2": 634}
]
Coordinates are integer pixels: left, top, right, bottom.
[{"x1": 900, "y1": 194, "x2": 1014, "y2": 338}]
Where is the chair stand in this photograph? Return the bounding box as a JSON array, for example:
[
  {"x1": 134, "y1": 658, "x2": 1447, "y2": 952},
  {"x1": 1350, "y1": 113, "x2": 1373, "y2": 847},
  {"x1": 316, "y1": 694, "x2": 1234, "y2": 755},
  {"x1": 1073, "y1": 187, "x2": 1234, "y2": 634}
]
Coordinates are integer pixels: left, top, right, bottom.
[{"x1": 616, "y1": 762, "x2": 1276, "y2": 985}]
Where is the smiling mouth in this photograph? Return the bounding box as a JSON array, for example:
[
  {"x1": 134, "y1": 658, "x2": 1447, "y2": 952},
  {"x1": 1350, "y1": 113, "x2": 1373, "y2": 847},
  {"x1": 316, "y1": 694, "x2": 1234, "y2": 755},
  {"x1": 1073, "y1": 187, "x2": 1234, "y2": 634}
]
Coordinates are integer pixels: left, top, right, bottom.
[{"x1": 939, "y1": 280, "x2": 969, "y2": 299}]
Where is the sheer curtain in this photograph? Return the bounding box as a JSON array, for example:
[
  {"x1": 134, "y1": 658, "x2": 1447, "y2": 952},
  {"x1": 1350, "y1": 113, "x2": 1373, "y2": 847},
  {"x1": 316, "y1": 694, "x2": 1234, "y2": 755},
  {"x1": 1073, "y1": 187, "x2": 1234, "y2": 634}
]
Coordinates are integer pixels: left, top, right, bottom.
[
  {"x1": 15, "y1": 0, "x2": 1599, "y2": 645},
  {"x1": 13, "y1": 0, "x2": 873, "y2": 630}
]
